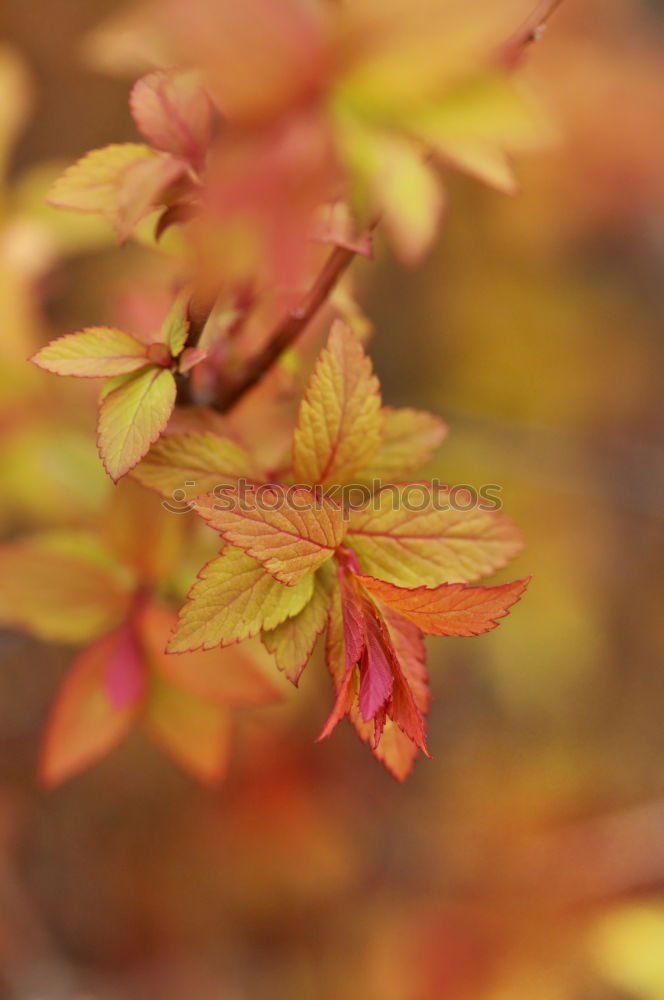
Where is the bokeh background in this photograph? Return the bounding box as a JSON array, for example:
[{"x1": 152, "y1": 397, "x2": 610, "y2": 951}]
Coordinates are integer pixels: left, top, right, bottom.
[{"x1": 1, "y1": 0, "x2": 664, "y2": 997}]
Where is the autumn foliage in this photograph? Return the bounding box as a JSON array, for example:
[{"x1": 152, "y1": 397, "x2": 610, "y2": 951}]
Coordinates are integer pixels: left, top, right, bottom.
[{"x1": 0, "y1": 0, "x2": 549, "y2": 786}]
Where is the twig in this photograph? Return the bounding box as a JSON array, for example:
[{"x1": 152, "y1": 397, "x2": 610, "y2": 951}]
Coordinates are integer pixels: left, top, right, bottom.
[
  {"x1": 210, "y1": 244, "x2": 356, "y2": 413},
  {"x1": 502, "y1": 0, "x2": 566, "y2": 62}
]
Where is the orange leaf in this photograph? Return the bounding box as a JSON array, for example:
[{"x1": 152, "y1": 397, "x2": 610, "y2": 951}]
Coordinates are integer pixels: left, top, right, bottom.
[
  {"x1": 360, "y1": 574, "x2": 531, "y2": 637},
  {"x1": 292, "y1": 320, "x2": 383, "y2": 487},
  {"x1": 40, "y1": 626, "x2": 142, "y2": 787},
  {"x1": 140, "y1": 603, "x2": 281, "y2": 705},
  {"x1": 197, "y1": 485, "x2": 344, "y2": 585},
  {"x1": 142, "y1": 671, "x2": 232, "y2": 784},
  {"x1": 97, "y1": 366, "x2": 176, "y2": 482},
  {"x1": 354, "y1": 406, "x2": 447, "y2": 483}
]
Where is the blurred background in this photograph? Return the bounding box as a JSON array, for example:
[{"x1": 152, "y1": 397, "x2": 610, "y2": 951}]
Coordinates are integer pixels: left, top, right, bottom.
[{"x1": 1, "y1": 0, "x2": 664, "y2": 997}]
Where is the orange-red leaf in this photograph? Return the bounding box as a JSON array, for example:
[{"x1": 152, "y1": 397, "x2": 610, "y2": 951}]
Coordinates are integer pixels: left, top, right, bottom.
[
  {"x1": 292, "y1": 320, "x2": 383, "y2": 487},
  {"x1": 360, "y1": 574, "x2": 530, "y2": 637},
  {"x1": 197, "y1": 486, "x2": 344, "y2": 585},
  {"x1": 40, "y1": 627, "x2": 142, "y2": 787}
]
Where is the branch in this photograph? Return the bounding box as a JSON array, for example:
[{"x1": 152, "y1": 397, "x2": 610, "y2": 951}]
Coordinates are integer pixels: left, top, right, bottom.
[
  {"x1": 502, "y1": 0, "x2": 566, "y2": 64},
  {"x1": 210, "y1": 244, "x2": 356, "y2": 413}
]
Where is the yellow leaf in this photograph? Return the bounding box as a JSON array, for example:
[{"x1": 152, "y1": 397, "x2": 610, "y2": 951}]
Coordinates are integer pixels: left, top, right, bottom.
[
  {"x1": 97, "y1": 366, "x2": 176, "y2": 482},
  {"x1": 132, "y1": 431, "x2": 261, "y2": 500},
  {"x1": 48, "y1": 143, "x2": 156, "y2": 214},
  {"x1": 292, "y1": 320, "x2": 383, "y2": 486},
  {"x1": 409, "y1": 74, "x2": 552, "y2": 193},
  {"x1": 354, "y1": 406, "x2": 447, "y2": 483},
  {"x1": 31, "y1": 326, "x2": 149, "y2": 378},
  {"x1": 168, "y1": 546, "x2": 314, "y2": 652},
  {"x1": 0, "y1": 542, "x2": 130, "y2": 644},
  {"x1": 197, "y1": 486, "x2": 344, "y2": 585},
  {"x1": 345, "y1": 484, "x2": 523, "y2": 586},
  {"x1": 262, "y1": 563, "x2": 333, "y2": 684}
]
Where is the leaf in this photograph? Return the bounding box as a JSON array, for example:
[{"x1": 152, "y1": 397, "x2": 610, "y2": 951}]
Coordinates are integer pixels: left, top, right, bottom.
[
  {"x1": 132, "y1": 431, "x2": 260, "y2": 500},
  {"x1": 345, "y1": 484, "x2": 523, "y2": 586},
  {"x1": 354, "y1": 407, "x2": 447, "y2": 483},
  {"x1": 197, "y1": 486, "x2": 344, "y2": 585},
  {"x1": 409, "y1": 74, "x2": 552, "y2": 194},
  {"x1": 140, "y1": 603, "x2": 282, "y2": 705},
  {"x1": 97, "y1": 366, "x2": 176, "y2": 481},
  {"x1": 48, "y1": 142, "x2": 185, "y2": 241},
  {"x1": 31, "y1": 326, "x2": 149, "y2": 378},
  {"x1": 114, "y1": 153, "x2": 186, "y2": 242},
  {"x1": 346, "y1": 125, "x2": 445, "y2": 265},
  {"x1": 318, "y1": 570, "x2": 428, "y2": 754},
  {"x1": 360, "y1": 574, "x2": 530, "y2": 637},
  {"x1": 156, "y1": 289, "x2": 189, "y2": 356},
  {"x1": 168, "y1": 546, "x2": 314, "y2": 653},
  {"x1": 103, "y1": 479, "x2": 187, "y2": 583},
  {"x1": 130, "y1": 70, "x2": 213, "y2": 166},
  {"x1": 48, "y1": 142, "x2": 156, "y2": 214},
  {"x1": 40, "y1": 627, "x2": 141, "y2": 787},
  {"x1": 262, "y1": 564, "x2": 333, "y2": 684},
  {"x1": 142, "y1": 671, "x2": 232, "y2": 784},
  {"x1": 292, "y1": 320, "x2": 383, "y2": 487},
  {"x1": 0, "y1": 542, "x2": 130, "y2": 644}
]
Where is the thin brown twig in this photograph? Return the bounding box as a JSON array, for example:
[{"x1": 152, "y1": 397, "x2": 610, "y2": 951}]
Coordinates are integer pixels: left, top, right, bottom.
[
  {"x1": 509, "y1": 0, "x2": 566, "y2": 48},
  {"x1": 210, "y1": 244, "x2": 357, "y2": 413}
]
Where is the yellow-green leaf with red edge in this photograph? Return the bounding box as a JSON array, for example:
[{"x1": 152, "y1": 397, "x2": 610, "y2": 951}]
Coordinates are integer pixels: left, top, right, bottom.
[
  {"x1": 140, "y1": 603, "x2": 281, "y2": 705},
  {"x1": 40, "y1": 626, "x2": 142, "y2": 787},
  {"x1": 97, "y1": 366, "x2": 176, "y2": 482},
  {"x1": 196, "y1": 485, "x2": 344, "y2": 586},
  {"x1": 292, "y1": 320, "x2": 383, "y2": 487},
  {"x1": 0, "y1": 542, "x2": 130, "y2": 644},
  {"x1": 48, "y1": 143, "x2": 155, "y2": 213},
  {"x1": 360, "y1": 574, "x2": 530, "y2": 636},
  {"x1": 130, "y1": 70, "x2": 213, "y2": 166},
  {"x1": 31, "y1": 327, "x2": 149, "y2": 378},
  {"x1": 132, "y1": 431, "x2": 261, "y2": 500},
  {"x1": 168, "y1": 546, "x2": 314, "y2": 653},
  {"x1": 155, "y1": 289, "x2": 190, "y2": 357},
  {"x1": 262, "y1": 563, "x2": 333, "y2": 684},
  {"x1": 354, "y1": 406, "x2": 447, "y2": 483},
  {"x1": 142, "y1": 670, "x2": 233, "y2": 784},
  {"x1": 345, "y1": 483, "x2": 523, "y2": 586}
]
